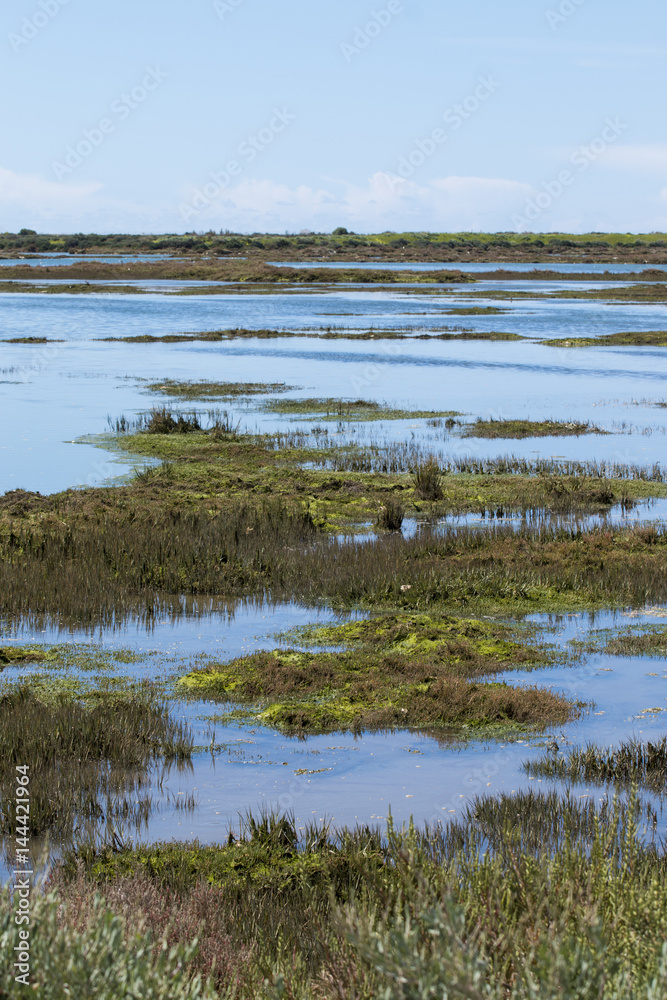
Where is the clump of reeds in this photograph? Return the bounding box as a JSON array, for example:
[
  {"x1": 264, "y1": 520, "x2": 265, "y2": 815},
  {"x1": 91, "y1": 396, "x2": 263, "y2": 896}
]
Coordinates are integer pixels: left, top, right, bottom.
[
  {"x1": 375, "y1": 497, "x2": 405, "y2": 531},
  {"x1": 146, "y1": 407, "x2": 201, "y2": 434},
  {"x1": 525, "y1": 737, "x2": 667, "y2": 793},
  {"x1": 108, "y1": 407, "x2": 239, "y2": 436},
  {"x1": 0, "y1": 683, "x2": 193, "y2": 841},
  {"x1": 412, "y1": 459, "x2": 444, "y2": 500}
]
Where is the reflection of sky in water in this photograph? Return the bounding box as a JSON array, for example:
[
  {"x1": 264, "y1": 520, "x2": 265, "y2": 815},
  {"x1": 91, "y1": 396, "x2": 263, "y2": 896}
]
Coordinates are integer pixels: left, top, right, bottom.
[
  {"x1": 2, "y1": 278, "x2": 667, "y2": 847},
  {"x1": 3, "y1": 256, "x2": 663, "y2": 273},
  {"x1": 2, "y1": 603, "x2": 667, "y2": 840},
  {"x1": 270, "y1": 260, "x2": 666, "y2": 274},
  {"x1": 0, "y1": 254, "x2": 177, "y2": 267},
  {"x1": 0, "y1": 282, "x2": 666, "y2": 493}
]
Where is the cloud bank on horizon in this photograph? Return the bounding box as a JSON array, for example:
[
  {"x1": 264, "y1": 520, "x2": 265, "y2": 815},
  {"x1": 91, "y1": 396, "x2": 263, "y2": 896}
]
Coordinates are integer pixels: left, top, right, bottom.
[{"x1": 1, "y1": 0, "x2": 665, "y2": 234}]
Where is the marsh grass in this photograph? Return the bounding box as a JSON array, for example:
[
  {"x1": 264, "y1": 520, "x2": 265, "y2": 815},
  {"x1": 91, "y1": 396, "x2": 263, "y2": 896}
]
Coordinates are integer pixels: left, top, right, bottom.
[
  {"x1": 312, "y1": 439, "x2": 666, "y2": 482},
  {"x1": 442, "y1": 305, "x2": 508, "y2": 315},
  {"x1": 463, "y1": 418, "x2": 607, "y2": 439},
  {"x1": 263, "y1": 397, "x2": 461, "y2": 422},
  {"x1": 50, "y1": 792, "x2": 667, "y2": 998},
  {"x1": 144, "y1": 379, "x2": 292, "y2": 399},
  {"x1": 0, "y1": 259, "x2": 476, "y2": 285},
  {"x1": 525, "y1": 738, "x2": 667, "y2": 793},
  {"x1": 541, "y1": 331, "x2": 667, "y2": 347},
  {"x1": 6, "y1": 336, "x2": 64, "y2": 344},
  {"x1": 4, "y1": 420, "x2": 667, "y2": 629},
  {"x1": 550, "y1": 284, "x2": 667, "y2": 303},
  {"x1": 0, "y1": 683, "x2": 193, "y2": 840},
  {"x1": 100, "y1": 327, "x2": 525, "y2": 343},
  {"x1": 8, "y1": 498, "x2": 667, "y2": 628},
  {"x1": 573, "y1": 624, "x2": 667, "y2": 657}
]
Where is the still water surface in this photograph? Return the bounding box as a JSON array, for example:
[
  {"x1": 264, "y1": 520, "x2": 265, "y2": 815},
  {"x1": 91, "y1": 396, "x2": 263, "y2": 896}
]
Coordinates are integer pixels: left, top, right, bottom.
[{"x1": 2, "y1": 270, "x2": 667, "y2": 844}]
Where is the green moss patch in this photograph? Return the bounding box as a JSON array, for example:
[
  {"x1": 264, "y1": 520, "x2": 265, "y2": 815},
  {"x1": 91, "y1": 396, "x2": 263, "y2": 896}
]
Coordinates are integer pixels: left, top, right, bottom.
[
  {"x1": 178, "y1": 613, "x2": 573, "y2": 736},
  {"x1": 0, "y1": 646, "x2": 52, "y2": 666}
]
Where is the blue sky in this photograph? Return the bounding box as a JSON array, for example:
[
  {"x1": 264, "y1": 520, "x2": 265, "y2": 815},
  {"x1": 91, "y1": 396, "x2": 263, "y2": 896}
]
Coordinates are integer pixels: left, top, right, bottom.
[{"x1": 1, "y1": 0, "x2": 666, "y2": 234}]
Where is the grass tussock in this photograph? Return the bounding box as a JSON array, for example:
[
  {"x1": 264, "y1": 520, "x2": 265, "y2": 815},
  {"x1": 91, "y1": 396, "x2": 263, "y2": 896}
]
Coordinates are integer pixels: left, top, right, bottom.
[
  {"x1": 463, "y1": 418, "x2": 607, "y2": 439},
  {"x1": 412, "y1": 459, "x2": 444, "y2": 500},
  {"x1": 179, "y1": 612, "x2": 573, "y2": 735},
  {"x1": 375, "y1": 496, "x2": 405, "y2": 531},
  {"x1": 44, "y1": 793, "x2": 667, "y2": 998},
  {"x1": 108, "y1": 407, "x2": 240, "y2": 437},
  {"x1": 0, "y1": 683, "x2": 192, "y2": 839}
]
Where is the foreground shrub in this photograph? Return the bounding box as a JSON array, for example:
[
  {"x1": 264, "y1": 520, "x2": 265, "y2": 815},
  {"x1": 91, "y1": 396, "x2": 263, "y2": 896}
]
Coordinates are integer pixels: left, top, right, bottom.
[
  {"x1": 50, "y1": 794, "x2": 667, "y2": 999},
  {"x1": 0, "y1": 888, "x2": 215, "y2": 999}
]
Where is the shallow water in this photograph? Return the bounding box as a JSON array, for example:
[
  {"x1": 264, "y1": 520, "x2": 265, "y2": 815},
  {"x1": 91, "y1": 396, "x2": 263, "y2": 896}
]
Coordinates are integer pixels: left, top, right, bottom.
[
  {"x1": 0, "y1": 254, "x2": 178, "y2": 267},
  {"x1": 2, "y1": 601, "x2": 666, "y2": 845},
  {"x1": 1, "y1": 279, "x2": 667, "y2": 493},
  {"x1": 3, "y1": 269, "x2": 667, "y2": 851},
  {"x1": 270, "y1": 260, "x2": 666, "y2": 275}
]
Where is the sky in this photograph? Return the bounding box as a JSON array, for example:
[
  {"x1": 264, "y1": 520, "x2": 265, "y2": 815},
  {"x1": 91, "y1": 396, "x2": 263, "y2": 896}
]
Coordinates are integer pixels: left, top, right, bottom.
[{"x1": 1, "y1": 0, "x2": 666, "y2": 235}]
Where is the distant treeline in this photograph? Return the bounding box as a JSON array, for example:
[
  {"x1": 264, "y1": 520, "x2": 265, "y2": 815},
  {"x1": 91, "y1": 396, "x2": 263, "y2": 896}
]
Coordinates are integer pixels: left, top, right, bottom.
[{"x1": 3, "y1": 229, "x2": 667, "y2": 258}]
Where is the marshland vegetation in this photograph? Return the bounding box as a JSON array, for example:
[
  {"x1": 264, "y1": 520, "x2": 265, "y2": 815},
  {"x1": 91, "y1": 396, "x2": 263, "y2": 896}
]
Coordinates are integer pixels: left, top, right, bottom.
[
  {"x1": 4, "y1": 228, "x2": 667, "y2": 267},
  {"x1": 20, "y1": 791, "x2": 667, "y2": 998},
  {"x1": 6, "y1": 238, "x2": 667, "y2": 997},
  {"x1": 178, "y1": 612, "x2": 573, "y2": 736},
  {"x1": 3, "y1": 411, "x2": 667, "y2": 632}
]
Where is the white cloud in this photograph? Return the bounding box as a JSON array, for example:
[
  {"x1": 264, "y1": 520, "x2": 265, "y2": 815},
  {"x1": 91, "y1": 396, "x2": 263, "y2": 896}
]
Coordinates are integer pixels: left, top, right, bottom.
[
  {"x1": 0, "y1": 166, "x2": 102, "y2": 221},
  {"x1": 1, "y1": 163, "x2": 663, "y2": 235},
  {"x1": 0, "y1": 166, "x2": 172, "y2": 232},
  {"x1": 601, "y1": 144, "x2": 667, "y2": 173},
  {"x1": 190, "y1": 173, "x2": 533, "y2": 232}
]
